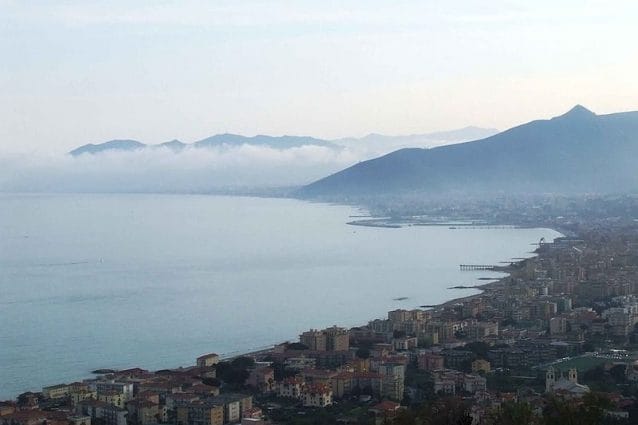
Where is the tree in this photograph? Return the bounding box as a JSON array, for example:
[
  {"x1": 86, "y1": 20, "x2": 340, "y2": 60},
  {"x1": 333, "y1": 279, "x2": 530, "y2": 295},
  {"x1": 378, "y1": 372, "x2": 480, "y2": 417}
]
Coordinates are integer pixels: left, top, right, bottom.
[
  {"x1": 398, "y1": 397, "x2": 473, "y2": 425},
  {"x1": 356, "y1": 347, "x2": 370, "y2": 359},
  {"x1": 486, "y1": 401, "x2": 541, "y2": 425},
  {"x1": 543, "y1": 393, "x2": 612, "y2": 425},
  {"x1": 463, "y1": 341, "x2": 490, "y2": 359},
  {"x1": 393, "y1": 330, "x2": 407, "y2": 339},
  {"x1": 287, "y1": 342, "x2": 309, "y2": 351},
  {"x1": 215, "y1": 357, "x2": 255, "y2": 388}
]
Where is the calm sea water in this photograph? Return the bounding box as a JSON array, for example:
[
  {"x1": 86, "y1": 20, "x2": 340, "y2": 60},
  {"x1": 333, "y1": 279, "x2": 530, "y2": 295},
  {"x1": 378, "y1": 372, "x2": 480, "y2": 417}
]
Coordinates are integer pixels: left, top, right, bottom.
[{"x1": 0, "y1": 194, "x2": 560, "y2": 398}]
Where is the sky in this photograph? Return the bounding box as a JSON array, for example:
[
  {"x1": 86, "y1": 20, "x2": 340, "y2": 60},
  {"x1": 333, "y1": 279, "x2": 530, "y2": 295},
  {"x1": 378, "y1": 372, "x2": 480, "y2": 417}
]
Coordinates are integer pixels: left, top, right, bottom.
[{"x1": 1, "y1": 0, "x2": 637, "y2": 155}]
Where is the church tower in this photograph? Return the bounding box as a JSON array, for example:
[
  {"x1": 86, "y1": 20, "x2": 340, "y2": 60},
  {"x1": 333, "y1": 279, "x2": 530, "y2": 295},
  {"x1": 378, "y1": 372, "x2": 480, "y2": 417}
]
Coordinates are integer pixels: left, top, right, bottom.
[
  {"x1": 568, "y1": 368, "x2": 578, "y2": 383},
  {"x1": 545, "y1": 367, "x2": 556, "y2": 392}
]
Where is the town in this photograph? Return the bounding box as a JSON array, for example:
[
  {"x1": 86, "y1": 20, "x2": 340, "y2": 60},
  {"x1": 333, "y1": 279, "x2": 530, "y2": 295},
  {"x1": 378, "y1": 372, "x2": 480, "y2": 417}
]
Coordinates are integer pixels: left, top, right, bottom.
[{"x1": 5, "y1": 199, "x2": 638, "y2": 424}]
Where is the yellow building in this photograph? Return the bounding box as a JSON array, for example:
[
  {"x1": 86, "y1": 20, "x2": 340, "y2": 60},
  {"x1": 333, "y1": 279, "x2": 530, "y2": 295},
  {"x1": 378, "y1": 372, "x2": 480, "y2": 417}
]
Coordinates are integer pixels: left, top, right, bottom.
[
  {"x1": 176, "y1": 402, "x2": 223, "y2": 425},
  {"x1": 471, "y1": 359, "x2": 491, "y2": 374},
  {"x1": 98, "y1": 391, "x2": 125, "y2": 408},
  {"x1": 42, "y1": 384, "x2": 70, "y2": 399},
  {"x1": 71, "y1": 389, "x2": 97, "y2": 405}
]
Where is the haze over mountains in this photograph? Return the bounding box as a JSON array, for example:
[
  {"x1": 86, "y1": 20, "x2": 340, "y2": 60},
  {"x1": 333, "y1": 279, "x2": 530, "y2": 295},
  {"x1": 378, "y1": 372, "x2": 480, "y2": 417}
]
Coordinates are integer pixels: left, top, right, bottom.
[
  {"x1": 298, "y1": 106, "x2": 638, "y2": 199},
  {"x1": 2, "y1": 126, "x2": 496, "y2": 193},
  {"x1": 333, "y1": 127, "x2": 499, "y2": 152},
  {"x1": 68, "y1": 128, "x2": 497, "y2": 156},
  {"x1": 8, "y1": 106, "x2": 638, "y2": 196}
]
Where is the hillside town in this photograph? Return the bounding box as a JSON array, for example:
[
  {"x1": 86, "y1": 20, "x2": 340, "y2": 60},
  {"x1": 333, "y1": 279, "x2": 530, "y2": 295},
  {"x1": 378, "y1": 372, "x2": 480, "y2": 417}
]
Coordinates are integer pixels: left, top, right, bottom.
[{"x1": 5, "y1": 201, "x2": 638, "y2": 424}]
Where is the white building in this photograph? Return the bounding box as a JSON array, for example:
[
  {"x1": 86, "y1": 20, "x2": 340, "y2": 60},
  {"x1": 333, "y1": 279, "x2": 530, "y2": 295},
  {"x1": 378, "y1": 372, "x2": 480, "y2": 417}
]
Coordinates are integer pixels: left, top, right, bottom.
[
  {"x1": 545, "y1": 367, "x2": 590, "y2": 397},
  {"x1": 277, "y1": 378, "x2": 305, "y2": 399}
]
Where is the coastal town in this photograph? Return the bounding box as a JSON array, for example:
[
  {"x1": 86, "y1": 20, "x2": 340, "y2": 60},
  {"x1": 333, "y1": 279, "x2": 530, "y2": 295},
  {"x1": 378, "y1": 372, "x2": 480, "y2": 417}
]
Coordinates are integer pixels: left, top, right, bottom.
[{"x1": 5, "y1": 198, "x2": 638, "y2": 424}]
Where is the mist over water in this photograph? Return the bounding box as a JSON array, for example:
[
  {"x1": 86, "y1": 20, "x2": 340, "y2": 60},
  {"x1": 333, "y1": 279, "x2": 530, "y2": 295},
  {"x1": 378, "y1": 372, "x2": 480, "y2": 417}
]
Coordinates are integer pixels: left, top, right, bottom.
[
  {"x1": 0, "y1": 129, "x2": 488, "y2": 193},
  {"x1": 0, "y1": 193, "x2": 561, "y2": 398},
  {"x1": 0, "y1": 145, "x2": 360, "y2": 192}
]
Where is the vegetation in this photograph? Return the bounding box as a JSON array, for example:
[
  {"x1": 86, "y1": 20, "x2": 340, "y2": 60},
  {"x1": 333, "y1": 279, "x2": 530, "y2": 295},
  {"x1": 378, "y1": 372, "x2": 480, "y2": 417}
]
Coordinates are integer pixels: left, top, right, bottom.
[
  {"x1": 388, "y1": 393, "x2": 622, "y2": 425},
  {"x1": 214, "y1": 356, "x2": 255, "y2": 389}
]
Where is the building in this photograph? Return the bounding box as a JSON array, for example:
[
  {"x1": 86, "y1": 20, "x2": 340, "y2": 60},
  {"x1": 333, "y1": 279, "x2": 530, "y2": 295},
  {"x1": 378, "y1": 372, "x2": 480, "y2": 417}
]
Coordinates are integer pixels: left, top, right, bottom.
[
  {"x1": 549, "y1": 317, "x2": 568, "y2": 335},
  {"x1": 166, "y1": 393, "x2": 199, "y2": 410},
  {"x1": 95, "y1": 381, "x2": 134, "y2": 402},
  {"x1": 278, "y1": 377, "x2": 305, "y2": 399},
  {"x1": 300, "y1": 330, "x2": 327, "y2": 351},
  {"x1": 417, "y1": 353, "x2": 444, "y2": 371},
  {"x1": 545, "y1": 367, "x2": 590, "y2": 397},
  {"x1": 70, "y1": 388, "x2": 97, "y2": 405},
  {"x1": 392, "y1": 337, "x2": 418, "y2": 351},
  {"x1": 471, "y1": 359, "x2": 491, "y2": 374},
  {"x1": 127, "y1": 400, "x2": 159, "y2": 425},
  {"x1": 301, "y1": 369, "x2": 339, "y2": 387},
  {"x1": 442, "y1": 350, "x2": 476, "y2": 369},
  {"x1": 98, "y1": 390, "x2": 125, "y2": 408},
  {"x1": 302, "y1": 384, "x2": 333, "y2": 408},
  {"x1": 209, "y1": 393, "x2": 253, "y2": 424},
  {"x1": 324, "y1": 326, "x2": 350, "y2": 351},
  {"x1": 432, "y1": 369, "x2": 486, "y2": 395},
  {"x1": 175, "y1": 400, "x2": 223, "y2": 425},
  {"x1": 190, "y1": 385, "x2": 220, "y2": 398},
  {"x1": 300, "y1": 326, "x2": 349, "y2": 352},
  {"x1": 463, "y1": 375, "x2": 487, "y2": 393},
  {"x1": 433, "y1": 378, "x2": 456, "y2": 395},
  {"x1": 330, "y1": 371, "x2": 384, "y2": 398},
  {"x1": 377, "y1": 363, "x2": 405, "y2": 401},
  {"x1": 196, "y1": 354, "x2": 220, "y2": 368},
  {"x1": 77, "y1": 400, "x2": 127, "y2": 425},
  {"x1": 42, "y1": 384, "x2": 70, "y2": 399},
  {"x1": 284, "y1": 356, "x2": 316, "y2": 371},
  {"x1": 68, "y1": 415, "x2": 91, "y2": 425}
]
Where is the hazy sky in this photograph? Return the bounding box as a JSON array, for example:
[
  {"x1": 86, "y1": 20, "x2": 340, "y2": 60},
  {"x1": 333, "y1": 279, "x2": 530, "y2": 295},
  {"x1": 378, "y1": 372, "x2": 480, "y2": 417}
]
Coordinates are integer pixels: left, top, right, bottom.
[{"x1": 2, "y1": 0, "x2": 638, "y2": 153}]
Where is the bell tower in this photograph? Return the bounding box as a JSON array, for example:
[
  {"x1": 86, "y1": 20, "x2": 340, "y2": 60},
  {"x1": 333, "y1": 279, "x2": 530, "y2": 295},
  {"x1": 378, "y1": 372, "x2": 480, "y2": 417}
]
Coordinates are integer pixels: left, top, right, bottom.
[
  {"x1": 546, "y1": 367, "x2": 556, "y2": 392},
  {"x1": 568, "y1": 368, "x2": 578, "y2": 383}
]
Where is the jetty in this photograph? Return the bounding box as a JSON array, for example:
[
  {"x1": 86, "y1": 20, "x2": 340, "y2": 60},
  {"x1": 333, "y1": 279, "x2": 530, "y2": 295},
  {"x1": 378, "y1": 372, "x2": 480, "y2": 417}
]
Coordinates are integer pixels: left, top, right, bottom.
[{"x1": 459, "y1": 264, "x2": 497, "y2": 271}]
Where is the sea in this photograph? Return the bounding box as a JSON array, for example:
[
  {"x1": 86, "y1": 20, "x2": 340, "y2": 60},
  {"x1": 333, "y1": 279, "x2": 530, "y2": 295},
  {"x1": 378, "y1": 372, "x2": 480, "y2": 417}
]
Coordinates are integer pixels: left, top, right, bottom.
[{"x1": 0, "y1": 193, "x2": 561, "y2": 399}]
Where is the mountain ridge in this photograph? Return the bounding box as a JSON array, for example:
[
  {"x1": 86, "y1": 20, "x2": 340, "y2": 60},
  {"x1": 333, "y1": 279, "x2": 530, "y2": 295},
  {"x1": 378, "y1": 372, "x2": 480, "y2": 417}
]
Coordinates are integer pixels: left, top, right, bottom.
[
  {"x1": 68, "y1": 127, "x2": 498, "y2": 156},
  {"x1": 298, "y1": 106, "x2": 638, "y2": 198}
]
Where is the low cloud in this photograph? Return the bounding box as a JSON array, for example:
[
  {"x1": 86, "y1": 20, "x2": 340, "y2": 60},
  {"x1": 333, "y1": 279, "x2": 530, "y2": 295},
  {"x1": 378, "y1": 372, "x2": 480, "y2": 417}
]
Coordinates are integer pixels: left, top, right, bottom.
[{"x1": 0, "y1": 145, "x2": 366, "y2": 194}]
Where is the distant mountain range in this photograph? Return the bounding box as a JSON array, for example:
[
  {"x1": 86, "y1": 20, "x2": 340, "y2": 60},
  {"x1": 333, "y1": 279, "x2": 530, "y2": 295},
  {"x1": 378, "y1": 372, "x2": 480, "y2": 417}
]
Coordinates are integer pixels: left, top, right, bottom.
[
  {"x1": 69, "y1": 134, "x2": 336, "y2": 155},
  {"x1": 68, "y1": 127, "x2": 499, "y2": 156},
  {"x1": 298, "y1": 106, "x2": 638, "y2": 198}
]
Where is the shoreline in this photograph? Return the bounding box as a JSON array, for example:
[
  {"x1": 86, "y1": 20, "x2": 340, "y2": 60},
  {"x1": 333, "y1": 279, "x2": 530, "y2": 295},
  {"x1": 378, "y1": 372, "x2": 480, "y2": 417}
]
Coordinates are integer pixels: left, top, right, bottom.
[{"x1": 179, "y1": 228, "x2": 552, "y2": 362}]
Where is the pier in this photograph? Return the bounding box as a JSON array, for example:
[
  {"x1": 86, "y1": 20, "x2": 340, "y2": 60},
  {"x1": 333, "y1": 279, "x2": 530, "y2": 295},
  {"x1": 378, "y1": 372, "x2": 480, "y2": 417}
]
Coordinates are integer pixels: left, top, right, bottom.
[{"x1": 460, "y1": 264, "x2": 497, "y2": 271}]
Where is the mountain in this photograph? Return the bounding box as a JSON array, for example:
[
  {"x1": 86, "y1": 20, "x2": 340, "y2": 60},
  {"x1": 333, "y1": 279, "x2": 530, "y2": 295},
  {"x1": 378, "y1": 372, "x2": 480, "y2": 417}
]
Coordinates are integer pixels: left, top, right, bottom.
[
  {"x1": 334, "y1": 126, "x2": 499, "y2": 150},
  {"x1": 298, "y1": 106, "x2": 638, "y2": 198},
  {"x1": 156, "y1": 139, "x2": 187, "y2": 151},
  {"x1": 69, "y1": 134, "x2": 336, "y2": 155},
  {"x1": 69, "y1": 139, "x2": 146, "y2": 156},
  {"x1": 68, "y1": 127, "x2": 497, "y2": 156}
]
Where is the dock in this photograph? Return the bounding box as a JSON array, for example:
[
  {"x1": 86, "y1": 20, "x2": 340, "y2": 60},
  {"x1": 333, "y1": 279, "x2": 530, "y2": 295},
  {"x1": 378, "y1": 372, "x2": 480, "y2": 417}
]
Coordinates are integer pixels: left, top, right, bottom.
[{"x1": 459, "y1": 264, "x2": 497, "y2": 271}]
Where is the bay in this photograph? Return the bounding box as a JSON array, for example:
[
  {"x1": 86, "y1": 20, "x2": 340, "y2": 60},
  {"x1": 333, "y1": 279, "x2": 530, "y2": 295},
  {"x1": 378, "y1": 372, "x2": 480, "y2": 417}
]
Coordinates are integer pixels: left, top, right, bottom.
[{"x1": 0, "y1": 193, "x2": 560, "y2": 398}]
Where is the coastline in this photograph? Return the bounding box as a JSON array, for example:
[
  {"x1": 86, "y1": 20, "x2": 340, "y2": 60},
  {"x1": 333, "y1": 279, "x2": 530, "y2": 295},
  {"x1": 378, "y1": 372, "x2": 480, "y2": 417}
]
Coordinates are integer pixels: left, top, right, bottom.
[{"x1": 218, "y1": 230, "x2": 554, "y2": 360}]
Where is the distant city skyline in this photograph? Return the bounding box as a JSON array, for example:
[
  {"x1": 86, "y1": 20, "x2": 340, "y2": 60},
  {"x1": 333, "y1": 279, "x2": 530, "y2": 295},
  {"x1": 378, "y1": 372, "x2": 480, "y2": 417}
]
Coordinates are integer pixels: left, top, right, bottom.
[{"x1": 1, "y1": 0, "x2": 637, "y2": 153}]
